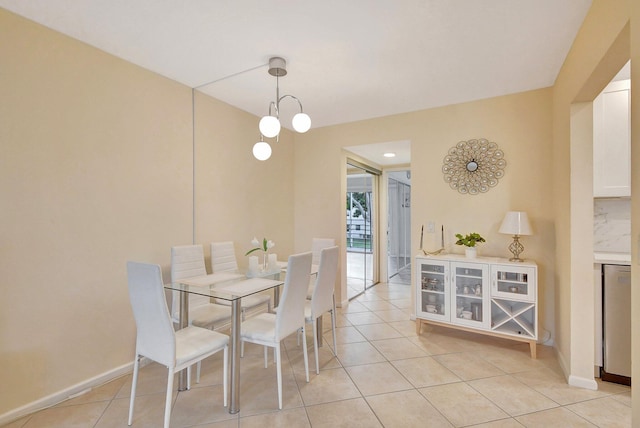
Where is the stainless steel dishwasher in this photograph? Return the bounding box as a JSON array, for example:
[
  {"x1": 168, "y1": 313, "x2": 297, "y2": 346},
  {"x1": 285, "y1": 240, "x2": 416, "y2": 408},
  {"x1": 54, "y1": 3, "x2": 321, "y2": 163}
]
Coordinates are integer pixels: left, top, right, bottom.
[{"x1": 602, "y1": 264, "x2": 631, "y2": 385}]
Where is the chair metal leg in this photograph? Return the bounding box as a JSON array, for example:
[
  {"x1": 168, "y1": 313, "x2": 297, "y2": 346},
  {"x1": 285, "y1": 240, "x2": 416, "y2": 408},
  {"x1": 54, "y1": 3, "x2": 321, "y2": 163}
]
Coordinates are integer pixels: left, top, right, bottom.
[
  {"x1": 127, "y1": 355, "x2": 140, "y2": 426},
  {"x1": 165, "y1": 368, "x2": 175, "y2": 428},
  {"x1": 313, "y1": 319, "x2": 320, "y2": 374},
  {"x1": 331, "y1": 296, "x2": 338, "y2": 354},
  {"x1": 275, "y1": 344, "x2": 283, "y2": 410},
  {"x1": 301, "y1": 325, "x2": 310, "y2": 382}
]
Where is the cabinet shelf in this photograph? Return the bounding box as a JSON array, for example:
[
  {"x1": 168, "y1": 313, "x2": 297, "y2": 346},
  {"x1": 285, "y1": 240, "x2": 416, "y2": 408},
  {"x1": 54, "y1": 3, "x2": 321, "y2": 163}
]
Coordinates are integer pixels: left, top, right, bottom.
[
  {"x1": 456, "y1": 274, "x2": 482, "y2": 280},
  {"x1": 423, "y1": 290, "x2": 445, "y2": 295},
  {"x1": 497, "y1": 279, "x2": 527, "y2": 285},
  {"x1": 456, "y1": 293, "x2": 482, "y2": 300}
]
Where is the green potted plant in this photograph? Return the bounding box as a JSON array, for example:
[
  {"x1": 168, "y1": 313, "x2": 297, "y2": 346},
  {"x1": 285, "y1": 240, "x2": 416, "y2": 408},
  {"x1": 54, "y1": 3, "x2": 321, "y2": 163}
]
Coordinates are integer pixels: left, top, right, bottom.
[{"x1": 455, "y1": 232, "x2": 485, "y2": 258}]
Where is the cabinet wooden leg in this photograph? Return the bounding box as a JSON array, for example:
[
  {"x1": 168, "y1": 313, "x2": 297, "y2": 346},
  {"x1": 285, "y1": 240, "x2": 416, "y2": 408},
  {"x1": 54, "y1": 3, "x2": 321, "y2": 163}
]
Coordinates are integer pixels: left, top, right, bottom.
[
  {"x1": 529, "y1": 341, "x2": 537, "y2": 359},
  {"x1": 416, "y1": 319, "x2": 422, "y2": 335}
]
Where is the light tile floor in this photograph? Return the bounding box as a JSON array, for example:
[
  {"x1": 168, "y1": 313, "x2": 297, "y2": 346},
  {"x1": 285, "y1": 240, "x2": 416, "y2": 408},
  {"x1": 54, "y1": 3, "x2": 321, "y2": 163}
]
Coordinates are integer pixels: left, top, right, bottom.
[
  {"x1": 4, "y1": 283, "x2": 632, "y2": 427},
  {"x1": 346, "y1": 251, "x2": 411, "y2": 300}
]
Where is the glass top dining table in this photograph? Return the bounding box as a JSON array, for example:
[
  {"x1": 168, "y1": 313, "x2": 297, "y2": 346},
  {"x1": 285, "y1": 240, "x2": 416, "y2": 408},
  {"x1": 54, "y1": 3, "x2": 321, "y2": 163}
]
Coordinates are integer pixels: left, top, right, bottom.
[{"x1": 164, "y1": 271, "x2": 283, "y2": 414}]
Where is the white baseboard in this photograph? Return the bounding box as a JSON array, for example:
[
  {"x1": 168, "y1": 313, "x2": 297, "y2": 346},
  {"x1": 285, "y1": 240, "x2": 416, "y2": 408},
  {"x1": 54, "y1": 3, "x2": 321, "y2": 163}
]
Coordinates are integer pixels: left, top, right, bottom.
[
  {"x1": 555, "y1": 348, "x2": 598, "y2": 390},
  {"x1": 568, "y1": 374, "x2": 598, "y2": 390},
  {"x1": 0, "y1": 360, "x2": 138, "y2": 426}
]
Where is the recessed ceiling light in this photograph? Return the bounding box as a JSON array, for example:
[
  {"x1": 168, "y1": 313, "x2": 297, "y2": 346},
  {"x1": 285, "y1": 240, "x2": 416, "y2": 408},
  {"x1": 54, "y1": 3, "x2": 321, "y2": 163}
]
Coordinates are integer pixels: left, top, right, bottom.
[{"x1": 383, "y1": 152, "x2": 396, "y2": 158}]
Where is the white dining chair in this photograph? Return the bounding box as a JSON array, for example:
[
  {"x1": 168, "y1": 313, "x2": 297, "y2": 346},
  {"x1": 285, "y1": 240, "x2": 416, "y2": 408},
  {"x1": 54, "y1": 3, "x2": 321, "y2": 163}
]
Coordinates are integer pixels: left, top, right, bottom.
[
  {"x1": 171, "y1": 245, "x2": 232, "y2": 329},
  {"x1": 171, "y1": 244, "x2": 232, "y2": 383},
  {"x1": 210, "y1": 241, "x2": 272, "y2": 318},
  {"x1": 305, "y1": 245, "x2": 339, "y2": 374},
  {"x1": 311, "y1": 238, "x2": 335, "y2": 266},
  {"x1": 307, "y1": 238, "x2": 335, "y2": 298},
  {"x1": 240, "y1": 252, "x2": 312, "y2": 409},
  {"x1": 126, "y1": 261, "x2": 228, "y2": 428}
]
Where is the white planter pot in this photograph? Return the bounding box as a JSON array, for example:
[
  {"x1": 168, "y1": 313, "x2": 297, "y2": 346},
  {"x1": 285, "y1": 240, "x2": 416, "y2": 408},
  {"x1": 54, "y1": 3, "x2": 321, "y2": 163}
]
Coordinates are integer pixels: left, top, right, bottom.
[{"x1": 465, "y1": 247, "x2": 477, "y2": 259}]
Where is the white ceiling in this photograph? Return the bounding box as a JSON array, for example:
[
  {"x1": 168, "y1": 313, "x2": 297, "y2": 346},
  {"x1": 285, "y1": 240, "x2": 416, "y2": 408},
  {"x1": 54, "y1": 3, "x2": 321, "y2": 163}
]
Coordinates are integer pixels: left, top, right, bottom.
[
  {"x1": 345, "y1": 140, "x2": 411, "y2": 167},
  {"x1": 1, "y1": 0, "x2": 592, "y2": 162}
]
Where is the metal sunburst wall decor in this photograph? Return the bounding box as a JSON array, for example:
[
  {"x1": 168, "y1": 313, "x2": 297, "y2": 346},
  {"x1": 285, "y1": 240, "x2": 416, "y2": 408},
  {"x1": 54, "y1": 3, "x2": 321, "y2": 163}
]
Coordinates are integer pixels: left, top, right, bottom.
[{"x1": 442, "y1": 138, "x2": 506, "y2": 195}]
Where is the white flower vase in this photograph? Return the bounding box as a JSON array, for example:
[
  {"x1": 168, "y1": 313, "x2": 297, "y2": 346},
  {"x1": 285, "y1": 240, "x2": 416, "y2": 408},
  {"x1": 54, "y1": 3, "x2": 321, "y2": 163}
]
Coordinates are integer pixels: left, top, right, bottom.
[{"x1": 465, "y1": 247, "x2": 477, "y2": 259}]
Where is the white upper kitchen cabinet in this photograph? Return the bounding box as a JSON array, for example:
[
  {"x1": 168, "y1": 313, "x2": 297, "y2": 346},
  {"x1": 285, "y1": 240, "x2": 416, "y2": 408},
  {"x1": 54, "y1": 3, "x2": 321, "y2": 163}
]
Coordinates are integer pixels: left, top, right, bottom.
[{"x1": 593, "y1": 79, "x2": 631, "y2": 198}]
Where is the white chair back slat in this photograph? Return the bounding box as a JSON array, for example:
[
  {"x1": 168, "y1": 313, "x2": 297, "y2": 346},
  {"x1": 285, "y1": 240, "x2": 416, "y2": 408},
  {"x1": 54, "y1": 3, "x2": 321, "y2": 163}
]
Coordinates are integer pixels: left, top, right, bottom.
[
  {"x1": 127, "y1": 261, "x2": 176, "y2": 367},
  {"x1": 276, "y1": 252, "x2": 312, "y2": 340},
  {"x1": 211, "y1": 241, "x2": 239, "y2": 273}
]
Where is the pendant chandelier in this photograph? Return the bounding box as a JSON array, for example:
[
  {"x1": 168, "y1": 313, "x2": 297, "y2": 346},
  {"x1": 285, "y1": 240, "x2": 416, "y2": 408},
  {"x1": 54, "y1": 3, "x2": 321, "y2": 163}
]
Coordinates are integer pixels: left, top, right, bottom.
[{"x1": 253, "y1": 57, "x2": 311, "y2": 160}]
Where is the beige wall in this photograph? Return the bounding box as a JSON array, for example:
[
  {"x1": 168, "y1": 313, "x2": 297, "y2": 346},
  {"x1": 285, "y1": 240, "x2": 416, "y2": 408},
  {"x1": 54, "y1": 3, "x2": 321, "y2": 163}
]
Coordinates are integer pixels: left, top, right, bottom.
[
  {"x1": 551, "y1": 0, "x2": 630, "y2": 388},
  {"x1": 0, "y1": 9, "x2": 190, "y2": 415},
  {"x1": 295, "y1": 88, "x2": 555, "y2": 328},
  {"x1": 0, "y1": 9, "x2": 294, "y2": 420}
]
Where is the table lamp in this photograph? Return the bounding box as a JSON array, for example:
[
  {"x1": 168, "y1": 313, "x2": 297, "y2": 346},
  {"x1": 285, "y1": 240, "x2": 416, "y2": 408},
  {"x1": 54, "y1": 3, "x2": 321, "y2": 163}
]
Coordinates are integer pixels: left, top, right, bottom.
[{"x1": 498, "y1": 211, "x2": 533, "y2": 262}]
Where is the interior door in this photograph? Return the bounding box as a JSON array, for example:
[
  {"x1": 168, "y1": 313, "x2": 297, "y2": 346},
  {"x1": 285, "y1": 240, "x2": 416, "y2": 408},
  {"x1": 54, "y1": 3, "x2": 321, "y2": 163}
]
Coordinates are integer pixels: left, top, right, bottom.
[{"x1": 387, "y1": 170, "x2": 411, "y2": 284}]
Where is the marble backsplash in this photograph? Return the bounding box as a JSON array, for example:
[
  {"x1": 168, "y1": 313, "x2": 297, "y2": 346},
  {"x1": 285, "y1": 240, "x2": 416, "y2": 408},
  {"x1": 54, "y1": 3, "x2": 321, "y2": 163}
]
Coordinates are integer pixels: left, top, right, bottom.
[{"x1": 594, "y1": 198, "x2": 631, "y2": 253}]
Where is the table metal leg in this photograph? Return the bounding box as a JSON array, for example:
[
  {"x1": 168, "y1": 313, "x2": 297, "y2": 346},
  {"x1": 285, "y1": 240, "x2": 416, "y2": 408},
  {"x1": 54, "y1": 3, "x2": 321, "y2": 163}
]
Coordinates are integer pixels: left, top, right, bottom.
[
  {"x1": 273, "y1": 284, "x2": 280, "y2": 308},
  {"x1": 229, "y1": 299, "x2": 241, "y2": 414},
  {"x1": 178, "y1": 290, "x2": 189, "y2": 391},
  {"x1": 316, "y1": 317, "x2": 323, "y2": 348}
]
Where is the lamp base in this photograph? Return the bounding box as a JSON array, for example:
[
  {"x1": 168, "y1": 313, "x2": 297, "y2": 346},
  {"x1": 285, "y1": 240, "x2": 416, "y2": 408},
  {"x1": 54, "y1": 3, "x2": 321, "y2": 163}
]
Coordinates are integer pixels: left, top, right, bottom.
[{"x1": 507, "y1": 235, "x2": 525, "y2": 262}]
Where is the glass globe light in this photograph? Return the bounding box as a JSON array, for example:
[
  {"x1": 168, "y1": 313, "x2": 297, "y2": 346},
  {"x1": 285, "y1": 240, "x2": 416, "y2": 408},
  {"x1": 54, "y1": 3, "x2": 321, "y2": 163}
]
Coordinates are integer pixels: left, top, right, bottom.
[
  {"x1": 292, "y1": 113, "x2": 311, "y2": 133},
  {"x1": 252, "y1": 141, "x2": 272, "y2": 161},
  {"x1": 259, "y1": 115, "x2": 280, "y2": 138}
]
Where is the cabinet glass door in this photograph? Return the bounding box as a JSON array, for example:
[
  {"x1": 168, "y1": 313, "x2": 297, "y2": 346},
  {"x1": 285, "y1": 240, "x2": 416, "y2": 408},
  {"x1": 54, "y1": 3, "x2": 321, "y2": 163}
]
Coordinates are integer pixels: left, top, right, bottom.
[
  {"x1": 418, "y1": 261, "x2": 449, "y2": 321},
  {"x1": 451, "y1": 263, "x2": 489, "y2": 328},
  {"x1": 492, "y1": 265, "x2": 535, "y2": 302}
]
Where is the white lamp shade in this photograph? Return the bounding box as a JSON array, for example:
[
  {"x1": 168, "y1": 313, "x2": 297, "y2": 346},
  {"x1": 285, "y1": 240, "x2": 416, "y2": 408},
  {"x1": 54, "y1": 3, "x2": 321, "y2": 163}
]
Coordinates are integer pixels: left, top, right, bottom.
[
  {"x1": 292, "y1": 112, "x2": 311, "y2": 133},
  {"x1": 252, "y1": 141, "x2": 272, "y2": 161},
  {"x1": 499, "y1": 211, "x2": 532, "y2": 235},
  {"x1": 259, "y1": 115, "x2": 280, "y2": 138}
]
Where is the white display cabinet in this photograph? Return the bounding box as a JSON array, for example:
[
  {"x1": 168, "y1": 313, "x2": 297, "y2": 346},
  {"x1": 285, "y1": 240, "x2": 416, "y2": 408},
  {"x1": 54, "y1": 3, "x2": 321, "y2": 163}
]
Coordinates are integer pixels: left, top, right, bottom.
[{"x1": 416, "y1": 254, "x2": 538, "y2": 358}]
